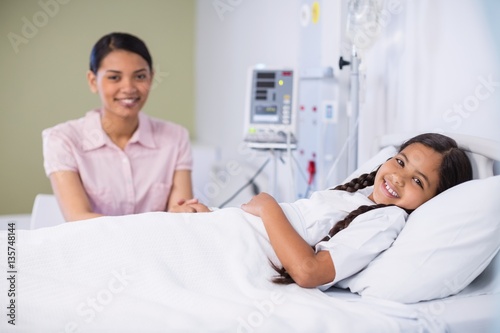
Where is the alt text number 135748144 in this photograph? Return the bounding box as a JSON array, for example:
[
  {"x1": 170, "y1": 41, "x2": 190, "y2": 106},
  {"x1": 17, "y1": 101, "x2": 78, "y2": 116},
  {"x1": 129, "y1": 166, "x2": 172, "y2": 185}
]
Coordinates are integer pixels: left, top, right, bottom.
[{"x1": 6, "y1": 222, "x2": 17, "y2": 325}]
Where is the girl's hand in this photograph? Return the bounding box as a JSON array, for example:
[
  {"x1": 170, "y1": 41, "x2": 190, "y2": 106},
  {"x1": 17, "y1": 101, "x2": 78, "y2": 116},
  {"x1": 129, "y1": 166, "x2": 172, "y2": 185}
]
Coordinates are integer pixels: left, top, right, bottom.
[{"x1": 241, "y1": 192, "x2": 278, "y2": 217}]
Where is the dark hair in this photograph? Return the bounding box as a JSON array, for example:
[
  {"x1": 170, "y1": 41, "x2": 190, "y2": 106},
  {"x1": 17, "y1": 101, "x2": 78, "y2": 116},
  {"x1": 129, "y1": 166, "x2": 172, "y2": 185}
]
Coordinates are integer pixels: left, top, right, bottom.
[
  {"x1": 89, "y1": 32, "x2": 153, "y2": 74},
  {"x1": 398, "y1": 133, "x2": 472, "y2": 195},
  {"x1": 271, "y1": 133, "x2": 473, "y2": 284}
]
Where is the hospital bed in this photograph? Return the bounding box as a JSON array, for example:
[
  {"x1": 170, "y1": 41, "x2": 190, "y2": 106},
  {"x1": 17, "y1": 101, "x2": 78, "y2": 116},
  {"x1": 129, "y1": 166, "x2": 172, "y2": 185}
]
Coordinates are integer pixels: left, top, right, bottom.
[{"x1": 0, "y1": 133, "x2": 498, "y2": 333}]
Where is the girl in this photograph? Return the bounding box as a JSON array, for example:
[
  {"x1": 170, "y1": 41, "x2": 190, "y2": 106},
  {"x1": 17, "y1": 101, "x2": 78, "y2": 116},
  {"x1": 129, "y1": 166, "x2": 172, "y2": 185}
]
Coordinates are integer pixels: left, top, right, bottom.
[
  {"x1": 240, "y1": 133, "x2": 472, "y2": 289},
  {"x1": 43, "y1": 32, "x2": 202, "y2": 222}
]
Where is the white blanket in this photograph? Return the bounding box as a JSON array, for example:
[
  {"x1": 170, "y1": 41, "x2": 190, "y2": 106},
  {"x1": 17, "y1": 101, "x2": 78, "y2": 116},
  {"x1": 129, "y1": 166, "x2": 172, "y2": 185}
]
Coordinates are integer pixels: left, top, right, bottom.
[{"x1": 0, "y1": 209, "x2": 444, "y2": 332}]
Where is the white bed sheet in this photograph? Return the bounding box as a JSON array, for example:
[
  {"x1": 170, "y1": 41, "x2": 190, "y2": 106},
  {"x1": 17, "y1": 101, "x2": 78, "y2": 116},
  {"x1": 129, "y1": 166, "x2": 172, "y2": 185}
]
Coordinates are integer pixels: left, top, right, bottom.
[
  {"x1": 413, "y1": 250, "x2": 500, "y2": 333},
  {"x1": 0, "y1": 209, "x2": 445, "y2": 333},
  {"x1": 325, "y1": 280, "x2": 499, "y2": 333},
  {"x1": 326, "y1": 254, "x2": 500, "y2": 333},
  {"x1": 409, "y1": 293, "x2": 499, "y2": 333}
]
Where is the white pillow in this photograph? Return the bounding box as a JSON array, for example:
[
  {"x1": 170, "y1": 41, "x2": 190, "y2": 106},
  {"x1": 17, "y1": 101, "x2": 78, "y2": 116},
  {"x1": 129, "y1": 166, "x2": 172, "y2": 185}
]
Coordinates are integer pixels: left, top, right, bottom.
[{"x1": 343, "y1": 175, "x2": 500, "y2": 303}]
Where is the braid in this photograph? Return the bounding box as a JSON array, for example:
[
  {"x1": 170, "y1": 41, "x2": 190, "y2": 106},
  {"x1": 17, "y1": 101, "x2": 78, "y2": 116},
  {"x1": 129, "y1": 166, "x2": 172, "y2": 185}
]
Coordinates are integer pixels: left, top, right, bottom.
[
  {"x1": 333, "y1": 170, "x2": 378, "y2": 192},
  {"x1": 314, "y1": 204, "x2": 391, "y2": 244},
  {"x1": 271, "y1": 203, "x2": 391, "y2": 284},
  {"x1": 271, "y1": 169, "x2": 390, "y2": 285}
]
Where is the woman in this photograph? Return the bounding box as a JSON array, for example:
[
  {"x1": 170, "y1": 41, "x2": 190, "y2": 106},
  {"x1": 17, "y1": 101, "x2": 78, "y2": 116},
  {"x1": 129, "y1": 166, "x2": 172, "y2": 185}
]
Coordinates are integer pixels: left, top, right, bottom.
[{"x1": 43, "y1": 32, "x2": 203, "y2": 221}]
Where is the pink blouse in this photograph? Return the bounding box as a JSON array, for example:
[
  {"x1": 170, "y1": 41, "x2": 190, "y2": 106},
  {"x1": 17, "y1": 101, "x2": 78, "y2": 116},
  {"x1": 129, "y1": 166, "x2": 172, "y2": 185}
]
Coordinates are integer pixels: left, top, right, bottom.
[{"x1": 42, "y1": 109, "x2": 192, "y2": 216}]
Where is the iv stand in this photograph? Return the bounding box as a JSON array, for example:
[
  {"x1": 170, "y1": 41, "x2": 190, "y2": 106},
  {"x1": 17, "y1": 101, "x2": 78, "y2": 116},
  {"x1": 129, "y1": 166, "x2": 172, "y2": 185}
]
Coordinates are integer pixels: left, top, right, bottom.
[{"x1": 339, "y1": 45, "x2": 360, "y2": 175}]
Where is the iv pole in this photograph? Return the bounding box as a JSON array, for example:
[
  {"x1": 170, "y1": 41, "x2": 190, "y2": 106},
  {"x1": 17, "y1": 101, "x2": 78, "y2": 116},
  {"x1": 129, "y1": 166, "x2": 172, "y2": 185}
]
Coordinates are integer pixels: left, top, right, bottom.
[
  {"x1": 348, "y1": 45, "x2": 360, "y2": 174},
  {"x1": 339, "y1": 44, "x2": 360, "y2": 175}
]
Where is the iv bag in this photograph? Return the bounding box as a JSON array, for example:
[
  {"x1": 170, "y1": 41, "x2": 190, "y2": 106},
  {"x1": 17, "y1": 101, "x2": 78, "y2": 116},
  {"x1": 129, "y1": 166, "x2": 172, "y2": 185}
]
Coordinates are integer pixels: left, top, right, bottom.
[{"x1": 346, "y1": 0, "x2": 382, "y2": 52}]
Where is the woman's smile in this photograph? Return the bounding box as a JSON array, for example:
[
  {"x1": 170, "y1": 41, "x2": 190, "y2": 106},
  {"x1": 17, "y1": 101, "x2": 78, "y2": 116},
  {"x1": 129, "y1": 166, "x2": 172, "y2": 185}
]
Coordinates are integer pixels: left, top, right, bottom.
[{"x1": 115, "y1": 96, "x2": 141, "y2": 108}]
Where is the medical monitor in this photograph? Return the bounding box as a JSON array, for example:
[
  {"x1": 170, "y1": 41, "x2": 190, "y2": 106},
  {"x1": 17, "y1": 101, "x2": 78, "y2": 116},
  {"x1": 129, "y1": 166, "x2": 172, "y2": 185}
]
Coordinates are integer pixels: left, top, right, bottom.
[{"x1": 243, "y1": 68, "x2": 298, "y2": 149}]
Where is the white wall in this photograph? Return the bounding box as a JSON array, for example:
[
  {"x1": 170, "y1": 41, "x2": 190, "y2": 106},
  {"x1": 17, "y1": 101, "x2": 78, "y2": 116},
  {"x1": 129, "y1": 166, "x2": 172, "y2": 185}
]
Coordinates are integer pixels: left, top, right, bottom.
[
  {"x1": 357, "y1": 0, "x2": 500, "y2": 162},
  {"x1": 195, "y1": 1, "x2": 301, "y2": 151},
  {"x1": 194, "y1": 0, "x2": 302, "y2": 206}
]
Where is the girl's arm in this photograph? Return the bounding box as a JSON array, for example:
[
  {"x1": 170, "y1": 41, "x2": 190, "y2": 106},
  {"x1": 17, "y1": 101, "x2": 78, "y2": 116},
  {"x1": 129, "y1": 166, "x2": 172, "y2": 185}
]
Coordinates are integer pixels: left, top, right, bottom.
[
  {"x1": 49, "y1": 171, "x2": 103, "y2": 222},
  {"x1": 241, "y1": 192, "x2": 335, "y2": 288}
]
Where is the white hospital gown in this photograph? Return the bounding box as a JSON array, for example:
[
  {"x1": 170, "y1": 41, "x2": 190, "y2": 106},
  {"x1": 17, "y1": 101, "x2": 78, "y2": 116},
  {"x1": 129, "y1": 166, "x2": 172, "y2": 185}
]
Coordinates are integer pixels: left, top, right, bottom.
[{"x1": 279, "y1": 188, "x2": 407, "y2": 290}]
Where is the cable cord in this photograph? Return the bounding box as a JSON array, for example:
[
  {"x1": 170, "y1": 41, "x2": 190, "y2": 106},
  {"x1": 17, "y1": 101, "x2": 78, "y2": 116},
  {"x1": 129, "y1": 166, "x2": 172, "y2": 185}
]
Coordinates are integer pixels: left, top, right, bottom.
[
  {"x1": 286, "y1": 130, "x2": 297, "y2": 200},
  {"x1": 218, "y1": 158, "x2": 271, "y2": 208},
  {"x1": 324, "y1": 116, "x2": 360, "y2": 185},
  {"x1": 292, "y1": 154, "x2": 309, "y2": 184}
]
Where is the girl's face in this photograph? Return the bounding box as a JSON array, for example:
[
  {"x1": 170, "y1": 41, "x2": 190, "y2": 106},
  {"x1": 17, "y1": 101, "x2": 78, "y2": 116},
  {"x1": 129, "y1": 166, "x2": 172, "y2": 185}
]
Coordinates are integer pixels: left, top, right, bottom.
[
  {"x1": 368, "y1": 143, "x2": 442, "y2": 211},
  {"x1": 87, "y1": 50, "x2": 153, "y2": 119}
]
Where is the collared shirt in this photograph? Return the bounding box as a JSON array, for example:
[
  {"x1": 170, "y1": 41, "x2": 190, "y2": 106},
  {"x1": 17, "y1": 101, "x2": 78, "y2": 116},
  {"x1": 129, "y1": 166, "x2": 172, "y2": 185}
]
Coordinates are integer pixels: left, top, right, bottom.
[
  {"x1": 42, "y1": 109, "x2": 192, "y2": 216},
  {"x1": 279, "y1": 188, "x2": 407, "y2": 290}
]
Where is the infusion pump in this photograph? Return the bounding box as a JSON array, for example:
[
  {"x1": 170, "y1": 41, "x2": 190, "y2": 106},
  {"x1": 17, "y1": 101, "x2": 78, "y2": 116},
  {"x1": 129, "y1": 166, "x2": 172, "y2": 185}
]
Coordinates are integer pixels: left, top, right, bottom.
[{"x1": 243, "y1": 68, "x2": 298, "y2": 149}]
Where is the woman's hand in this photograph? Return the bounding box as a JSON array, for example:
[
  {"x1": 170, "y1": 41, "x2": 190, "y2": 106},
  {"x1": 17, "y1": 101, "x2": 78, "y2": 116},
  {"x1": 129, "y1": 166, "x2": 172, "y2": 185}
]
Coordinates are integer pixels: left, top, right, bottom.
[
  {"x1": 169, "y1": 198, "x2": 212, "y2": 213},
  {"x1": 241, "y1": 192, "x2": 278, "y2": 217}
]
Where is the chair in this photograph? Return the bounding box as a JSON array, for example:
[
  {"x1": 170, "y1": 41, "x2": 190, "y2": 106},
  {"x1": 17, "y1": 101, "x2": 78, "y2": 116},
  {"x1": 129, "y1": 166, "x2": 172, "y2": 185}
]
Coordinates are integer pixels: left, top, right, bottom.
[{"x1": 30, "y1": 194, "x2": 66, "y2": 229}]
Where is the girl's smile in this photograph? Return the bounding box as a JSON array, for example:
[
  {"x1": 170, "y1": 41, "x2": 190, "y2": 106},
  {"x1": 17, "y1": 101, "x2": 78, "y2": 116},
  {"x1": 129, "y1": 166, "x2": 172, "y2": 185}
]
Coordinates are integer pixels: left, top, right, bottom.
[
  {"x1": 381, "y1": 179, "x2": 399, "y2": 198},
  {"x1": 369, "y1": 142, "x2": 442, "y2": 211}
]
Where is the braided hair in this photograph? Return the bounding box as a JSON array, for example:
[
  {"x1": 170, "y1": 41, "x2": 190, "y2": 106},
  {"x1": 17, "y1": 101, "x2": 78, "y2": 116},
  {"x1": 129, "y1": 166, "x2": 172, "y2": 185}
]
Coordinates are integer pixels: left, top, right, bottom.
[
  {"x1": 270, "y1": 133, "x2": 473, "y2": 285},
  {"x1": 271, "y1": 169, "x2": 391, "y2": 284}
]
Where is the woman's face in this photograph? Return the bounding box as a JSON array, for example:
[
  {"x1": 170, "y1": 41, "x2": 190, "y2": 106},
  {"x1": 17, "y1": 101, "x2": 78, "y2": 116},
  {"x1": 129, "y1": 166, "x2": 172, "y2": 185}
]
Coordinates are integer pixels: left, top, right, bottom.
[
  {"x1": 87, "y1": 50, "x2": 153, "y2": 119},
  {"x1": 368, "y1": 143, "x2": 442, "y2": 211}
]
